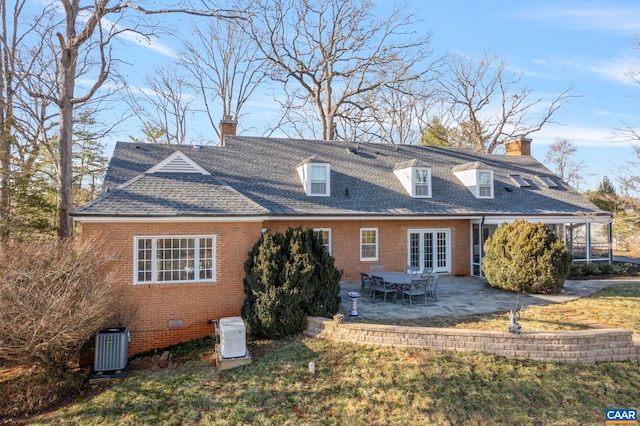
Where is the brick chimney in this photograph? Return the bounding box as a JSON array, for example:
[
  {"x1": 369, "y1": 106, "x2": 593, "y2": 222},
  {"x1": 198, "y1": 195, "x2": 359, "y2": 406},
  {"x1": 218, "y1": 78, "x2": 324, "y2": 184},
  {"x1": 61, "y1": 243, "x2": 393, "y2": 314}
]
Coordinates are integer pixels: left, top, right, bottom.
[
  {"x1": 505, "y1": 136, "x2": 532, "y2": 156},
  {"x1": 219, "y1": 115, "x2": 237, "y2": 146}
]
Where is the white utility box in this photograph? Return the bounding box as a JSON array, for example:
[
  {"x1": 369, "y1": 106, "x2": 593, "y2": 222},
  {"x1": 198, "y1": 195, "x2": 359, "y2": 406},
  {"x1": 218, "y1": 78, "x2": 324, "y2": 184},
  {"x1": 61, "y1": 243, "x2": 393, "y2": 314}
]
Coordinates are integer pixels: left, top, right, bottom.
[{"x1": 218, "y1": 316, "x2": 246, "y2": 358}]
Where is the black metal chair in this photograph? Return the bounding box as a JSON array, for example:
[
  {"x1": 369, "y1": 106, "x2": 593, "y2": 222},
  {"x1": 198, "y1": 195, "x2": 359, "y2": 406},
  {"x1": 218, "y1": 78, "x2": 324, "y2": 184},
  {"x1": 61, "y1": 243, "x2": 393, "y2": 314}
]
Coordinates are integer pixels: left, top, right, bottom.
[
  {"x1": 371, "y1": 275, "x2": 396, "y2": 302},
  {"x1": 402, "y1": 278, "x2": 428, "y2": 307},
  {"x1": 406, "y1": 265, "x2": 420, "y2": 274},
  {"x1": 369, "y1": 264, "x2": 384, "y2": 273},
  {"x1": 358, "y1": 270, "x2": 375, "y2": 299},
  {"x1": 425, "y1": 273, "x2": 439, "y2": 301}
]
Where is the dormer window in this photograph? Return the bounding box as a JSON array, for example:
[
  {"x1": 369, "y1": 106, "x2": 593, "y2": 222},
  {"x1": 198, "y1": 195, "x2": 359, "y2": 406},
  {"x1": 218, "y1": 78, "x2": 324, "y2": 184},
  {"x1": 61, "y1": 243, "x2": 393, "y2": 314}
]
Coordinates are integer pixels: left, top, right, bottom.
[
  {"x1": 393, "y1": 159, "x2": 431, "y2": 198},
  {"x1": 310, "y1": 165, "x2": 327, "y2": 195},
  {"x1": 452, "y1": 161, "x2": 494, "y2": 199},
  {"x1": 297, "y1": 156, "x2": 330, "y2": 196},
  {"x1": 478, "y1": 170, "x2": 493, "y2": 198},
  {"x1": 414, "y1": 169, "x2": 430, "y2": 196}
]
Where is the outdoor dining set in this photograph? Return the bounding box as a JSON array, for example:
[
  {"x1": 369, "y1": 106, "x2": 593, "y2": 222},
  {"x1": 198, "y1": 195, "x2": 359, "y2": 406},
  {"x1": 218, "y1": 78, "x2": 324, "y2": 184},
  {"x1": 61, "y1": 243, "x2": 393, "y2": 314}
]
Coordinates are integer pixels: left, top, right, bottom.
[{"x1": 357, "y1": 265, "x2": 439, "y2": 307}]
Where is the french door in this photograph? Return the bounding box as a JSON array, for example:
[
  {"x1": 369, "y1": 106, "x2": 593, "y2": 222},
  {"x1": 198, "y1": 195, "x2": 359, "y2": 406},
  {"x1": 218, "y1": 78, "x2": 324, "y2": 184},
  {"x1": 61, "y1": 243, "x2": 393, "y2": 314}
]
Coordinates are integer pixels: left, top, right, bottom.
[{"x1": 407, "y1": 229, "x2": 450, "y2": 273}]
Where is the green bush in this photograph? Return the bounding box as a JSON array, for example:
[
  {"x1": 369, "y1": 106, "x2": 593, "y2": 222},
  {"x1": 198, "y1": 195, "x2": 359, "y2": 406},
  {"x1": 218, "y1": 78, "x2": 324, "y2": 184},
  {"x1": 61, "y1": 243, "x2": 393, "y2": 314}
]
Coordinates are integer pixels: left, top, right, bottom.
[
  {"x1": 597, "y1": 262, "x2": 614, "y2": 275},
  {"x1": 482, "y1": 220, "x2": 572, "y2": 294},
  {"x1": 570, "y1": 262, "x2": 627, "y2": 277},
  {"x1": 614, "y1": 263, "x2": 634, "y2": 275},
  {"x1": 569, "y1": 263, "x2": 585, "y2": 277},
  {"x1": 241, "y1": 227, "x2": 342, "y2": 339}
]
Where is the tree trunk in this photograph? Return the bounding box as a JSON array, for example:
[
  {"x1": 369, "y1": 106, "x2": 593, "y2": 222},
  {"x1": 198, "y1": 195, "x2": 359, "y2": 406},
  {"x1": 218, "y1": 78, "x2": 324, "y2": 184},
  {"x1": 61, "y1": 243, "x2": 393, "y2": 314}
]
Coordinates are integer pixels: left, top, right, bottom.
[
  {"x1": 58, "y1": 102, "x2": 74, "y2": 239},
  {"x1": 0, "y1": 0, "x2": 10, "y2": 240},
  {"x1": 57, "y1": 18, "x2": 77, "y2": 240}
]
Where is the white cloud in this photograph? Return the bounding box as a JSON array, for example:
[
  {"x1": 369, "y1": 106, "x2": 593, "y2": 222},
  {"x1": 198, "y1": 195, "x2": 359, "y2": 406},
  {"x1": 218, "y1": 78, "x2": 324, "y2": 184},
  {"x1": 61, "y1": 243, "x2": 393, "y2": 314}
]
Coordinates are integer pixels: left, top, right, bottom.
[
  {"x1": 586, "y1": 56, "x2": 638, "y2": 85},
  {"x1": 533, "y1": 124, "x2": 630, "y2": 148},
  {"x1": 115, "y1": 30, "x2": 178, "y2": 59},
  {"x1": 519, "y1": 5, "x2": 640, "y2": 33}
]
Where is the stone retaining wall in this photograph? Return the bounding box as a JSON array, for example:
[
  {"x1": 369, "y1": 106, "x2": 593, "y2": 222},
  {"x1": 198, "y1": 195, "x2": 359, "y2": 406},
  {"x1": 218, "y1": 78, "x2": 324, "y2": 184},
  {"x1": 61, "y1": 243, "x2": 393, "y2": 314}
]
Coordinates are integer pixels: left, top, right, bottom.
[{"x1": 304, "y1": 317, "x2": 639, "y2": 364}]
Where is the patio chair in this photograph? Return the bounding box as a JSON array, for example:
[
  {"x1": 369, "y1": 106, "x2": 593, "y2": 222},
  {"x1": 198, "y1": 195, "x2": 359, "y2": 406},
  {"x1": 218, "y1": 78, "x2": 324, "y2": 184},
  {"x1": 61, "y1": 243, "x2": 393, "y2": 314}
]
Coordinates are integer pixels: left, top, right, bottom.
[
  {"x1": 406, "y1": 265, "x2": 420, "y2": 274},
  {"x1": 402, "y1": 278, "x2": 428, "y2": 307},
  {"x1": 369, "y1": 264, "x2": 384, "y2": 273},
  {"x1": 371, "y1": 275, "x2": 396, "y2": 302},
  {"x1": 358, "y1": 270, "x2": 375, "y2": 298},
  {"x1": 420, "y1": 267, "x2": 433, "y2": 277},
  {"x1": 425, "y1": 273, "x2": 439, "y2": 301}
]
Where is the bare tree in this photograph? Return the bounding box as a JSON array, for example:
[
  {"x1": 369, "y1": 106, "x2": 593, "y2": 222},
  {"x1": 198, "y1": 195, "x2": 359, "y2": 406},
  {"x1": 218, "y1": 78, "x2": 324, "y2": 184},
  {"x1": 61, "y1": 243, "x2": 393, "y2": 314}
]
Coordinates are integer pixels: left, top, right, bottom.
[
  {"x1": 251, "y1": 0, "x2": 435, "y2": 141},
  {"x1": 180, "y1": 17, "x2": 267, "y2": 141},
  {"x1": 0, "y1": 0, "x2": 41, "y2": 239},
  {"x1": 544, "y1": 138, "x2": 584, "y2": 189},
  {"x1": 126, "y1": 66, "x2": 193, "y2": 144},
  {"x1": 339, "y1": 79, "x2": 438, "y2": 145},
  {"x1": 22, "y1": 1, "x2": 246, "y2": 239},
  {"x1": 437, "y1": 52, "x2": 575, "y2": 153}
]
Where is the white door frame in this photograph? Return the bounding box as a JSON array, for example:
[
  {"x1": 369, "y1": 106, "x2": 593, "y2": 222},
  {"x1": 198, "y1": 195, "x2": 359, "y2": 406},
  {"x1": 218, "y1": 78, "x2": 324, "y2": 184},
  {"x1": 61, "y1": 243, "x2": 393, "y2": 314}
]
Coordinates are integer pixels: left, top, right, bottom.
[{"x1": 407, "y1": 228, "x2": 451, "y2": 273}]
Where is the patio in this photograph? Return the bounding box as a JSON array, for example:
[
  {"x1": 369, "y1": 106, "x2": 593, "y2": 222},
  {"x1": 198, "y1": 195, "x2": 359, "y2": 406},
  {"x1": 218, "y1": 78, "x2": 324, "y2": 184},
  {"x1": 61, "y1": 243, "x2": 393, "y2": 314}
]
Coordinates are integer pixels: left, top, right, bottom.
[{"x1": 338, "y1": 276, "x2": 634, "y2": 320}]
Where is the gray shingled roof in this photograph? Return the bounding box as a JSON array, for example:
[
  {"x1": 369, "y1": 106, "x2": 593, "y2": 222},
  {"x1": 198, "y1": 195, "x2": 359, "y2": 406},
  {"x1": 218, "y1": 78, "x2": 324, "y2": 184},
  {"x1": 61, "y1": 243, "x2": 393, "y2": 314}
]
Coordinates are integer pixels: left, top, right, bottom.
[{"x1": 73, "y1": 136, "x2": 606, "y2": 218}]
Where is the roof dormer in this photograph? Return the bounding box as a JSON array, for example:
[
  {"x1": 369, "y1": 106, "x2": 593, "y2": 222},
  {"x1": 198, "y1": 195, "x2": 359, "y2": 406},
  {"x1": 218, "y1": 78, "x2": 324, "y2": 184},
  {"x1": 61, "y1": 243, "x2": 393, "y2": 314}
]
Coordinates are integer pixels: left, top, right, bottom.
[
  {"x1": 452, "y1": 161, "x2": 494, "y2": 199},
  {"x1": 296, "y1": 155, "x2": 330, "y2": 196},
  {"x1": 145, "y1": 150, "x2": 210, "y2": 175},
  {"x1": 393, "y1": 159, "x2": 432, "y2": 198}
]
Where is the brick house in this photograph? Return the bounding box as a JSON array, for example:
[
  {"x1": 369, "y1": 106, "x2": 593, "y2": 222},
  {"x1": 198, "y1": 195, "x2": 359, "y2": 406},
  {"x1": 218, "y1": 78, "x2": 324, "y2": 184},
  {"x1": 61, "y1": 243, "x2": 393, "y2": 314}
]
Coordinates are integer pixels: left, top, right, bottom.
[{"x1": 73, "y1": 126, "x2": 610, "y2": 355}]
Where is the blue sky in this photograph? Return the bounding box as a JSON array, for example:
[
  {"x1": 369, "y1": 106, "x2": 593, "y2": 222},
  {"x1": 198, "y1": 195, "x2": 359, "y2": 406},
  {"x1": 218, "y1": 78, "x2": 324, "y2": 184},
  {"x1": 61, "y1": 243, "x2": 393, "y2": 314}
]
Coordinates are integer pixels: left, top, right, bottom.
[
  {"x1": 38, "y1": 0, "x2": 640, "y2": 192},
  {"x1": 413, "y1": 0, "x2": 640, "y2": 191}
]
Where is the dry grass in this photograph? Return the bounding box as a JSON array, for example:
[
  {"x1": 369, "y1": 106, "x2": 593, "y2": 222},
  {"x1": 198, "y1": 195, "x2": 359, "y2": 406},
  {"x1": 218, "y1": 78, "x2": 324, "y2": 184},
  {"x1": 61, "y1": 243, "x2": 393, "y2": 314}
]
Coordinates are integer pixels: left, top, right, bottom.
[{"x1": 11, "y1": 282, "x2": 640, "y2": 425}]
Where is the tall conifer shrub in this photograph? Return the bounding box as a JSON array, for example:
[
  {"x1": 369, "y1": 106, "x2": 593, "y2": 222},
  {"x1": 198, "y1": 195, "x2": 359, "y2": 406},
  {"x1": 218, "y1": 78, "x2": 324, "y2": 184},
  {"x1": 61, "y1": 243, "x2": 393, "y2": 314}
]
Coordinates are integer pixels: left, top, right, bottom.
[
  {"x1": 241, "y1": 227, "x2": 342, "y2": 338},
  {"x1": 482, "y1": 220, "x2": 572, "y2": 294}
]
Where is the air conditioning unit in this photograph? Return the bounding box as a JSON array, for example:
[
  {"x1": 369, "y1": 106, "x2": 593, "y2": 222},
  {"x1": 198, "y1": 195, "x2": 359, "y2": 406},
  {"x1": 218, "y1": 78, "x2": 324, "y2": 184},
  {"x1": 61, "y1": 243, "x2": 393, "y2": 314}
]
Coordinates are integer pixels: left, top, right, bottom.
[
  {"x1": 219, "y1": 317, "x2": 246, "y2": 358},
  {"x1": 94, "y1": 327, "x2": 129, "y2": 372}
]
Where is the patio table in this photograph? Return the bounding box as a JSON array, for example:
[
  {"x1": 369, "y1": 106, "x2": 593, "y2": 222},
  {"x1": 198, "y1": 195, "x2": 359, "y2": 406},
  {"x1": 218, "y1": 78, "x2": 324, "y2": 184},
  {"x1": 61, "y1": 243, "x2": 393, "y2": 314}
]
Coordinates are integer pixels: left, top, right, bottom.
[
  {"x1": 370, "y1": 271, "x2": 417, "y2": 286},
  {"x1": 370, "y1": 271, "x2": 435, "y2": 302}
]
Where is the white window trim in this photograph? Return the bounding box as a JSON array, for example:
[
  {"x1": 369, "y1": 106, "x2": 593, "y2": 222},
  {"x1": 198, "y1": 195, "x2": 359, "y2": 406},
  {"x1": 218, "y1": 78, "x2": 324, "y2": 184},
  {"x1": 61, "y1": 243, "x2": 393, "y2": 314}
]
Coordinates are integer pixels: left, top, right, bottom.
[
  {"x1": 134, "y1": 235, "x2": 216, "y2": 285},
  {"x1": 412, "y1": 168, "x2": 432, "y2": 198},
  {"x1": 360, "y1": 227, "x2": 379, "y2": 261},
  {"x1": 313, "y1": 228, "x2": 332, "y2": 254},
  {"x1": 477, "y1": 170, "x2": 494, "y2": 199},
  {"x1": 297, "y1": 163, "x2": 331, "y2": 197}
]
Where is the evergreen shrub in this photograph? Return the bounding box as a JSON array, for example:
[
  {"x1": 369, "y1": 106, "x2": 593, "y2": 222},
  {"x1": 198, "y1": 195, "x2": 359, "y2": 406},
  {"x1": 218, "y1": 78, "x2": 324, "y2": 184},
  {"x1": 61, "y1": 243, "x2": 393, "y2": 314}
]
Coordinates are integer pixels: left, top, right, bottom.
[
  {"x1": 482, "y1": 220, "x2": 572, "y2": 294},
  {"x1": 241, "y1": 227, "x2": 342, "y2": 339}
]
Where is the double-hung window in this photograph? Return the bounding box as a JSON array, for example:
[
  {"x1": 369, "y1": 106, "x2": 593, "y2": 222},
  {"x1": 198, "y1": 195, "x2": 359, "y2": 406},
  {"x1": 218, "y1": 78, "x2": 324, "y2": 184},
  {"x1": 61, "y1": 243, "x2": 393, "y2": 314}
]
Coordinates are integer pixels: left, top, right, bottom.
[
  {"x1": 313, "y1": 228, "x2": 332, "y2": 254},
  {"x1": 414, "y1": 168, "x2": 431, "y2": 197},
  {"x1": 135, "y1": 235, "x2": 215, "y2": 284},
  {"x1": 478, "y1": 171, "x2": 493, "y2": 198},
  {"x1": 310, "y1": 165, "x2": 328, "y2": 195},
  {"x1": 360, "y1": 228, "x2": 378, "y2": 261}
]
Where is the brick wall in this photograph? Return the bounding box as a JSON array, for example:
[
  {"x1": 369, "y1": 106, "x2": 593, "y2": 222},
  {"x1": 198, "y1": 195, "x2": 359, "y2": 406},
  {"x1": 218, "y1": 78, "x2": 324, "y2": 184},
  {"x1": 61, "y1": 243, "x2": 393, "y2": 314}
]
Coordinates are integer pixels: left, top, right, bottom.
[
  {"x1": 80, "y1": 217, "x2": 472, "y2": 356},
  {"x1": 264, "y1": 219, "x2": 471, "y2": 279},
  {"x1": 305, "y1": 317, "x2": 639, "y2": 364},
  {"x1": 81, "y1": 221, "x2": 262, "y2": 355}
]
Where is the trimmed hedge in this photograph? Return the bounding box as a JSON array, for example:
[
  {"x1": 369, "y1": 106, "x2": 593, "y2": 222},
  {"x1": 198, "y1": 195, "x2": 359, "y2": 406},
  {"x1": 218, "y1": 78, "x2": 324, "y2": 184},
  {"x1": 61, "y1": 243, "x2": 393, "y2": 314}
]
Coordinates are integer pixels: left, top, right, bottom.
[
  {"x1": 241, "y1": 227, "x2": 342, "y2": 339},
  {"x1": 482, "y1": 220, "x2": 572, "y2": 294}
]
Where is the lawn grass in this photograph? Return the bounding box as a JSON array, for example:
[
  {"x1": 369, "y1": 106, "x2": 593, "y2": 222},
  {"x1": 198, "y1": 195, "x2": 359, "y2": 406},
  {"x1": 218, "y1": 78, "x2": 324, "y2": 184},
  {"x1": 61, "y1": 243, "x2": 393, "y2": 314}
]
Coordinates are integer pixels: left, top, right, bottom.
[{"x1": 17, "y1": 282, "x2": 640, "y2": 425}]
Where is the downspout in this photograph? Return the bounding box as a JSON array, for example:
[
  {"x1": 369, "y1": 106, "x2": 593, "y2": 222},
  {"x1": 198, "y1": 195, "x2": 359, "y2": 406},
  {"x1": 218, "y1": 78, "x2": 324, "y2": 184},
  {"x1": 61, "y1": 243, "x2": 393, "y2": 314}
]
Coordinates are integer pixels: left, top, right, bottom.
[
  {"x1": 608, "y1": 218, "x2": 613, "y2": 265},
  {"x1": 479, "y1": 215, "x2": 485, "y2": 277}
]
